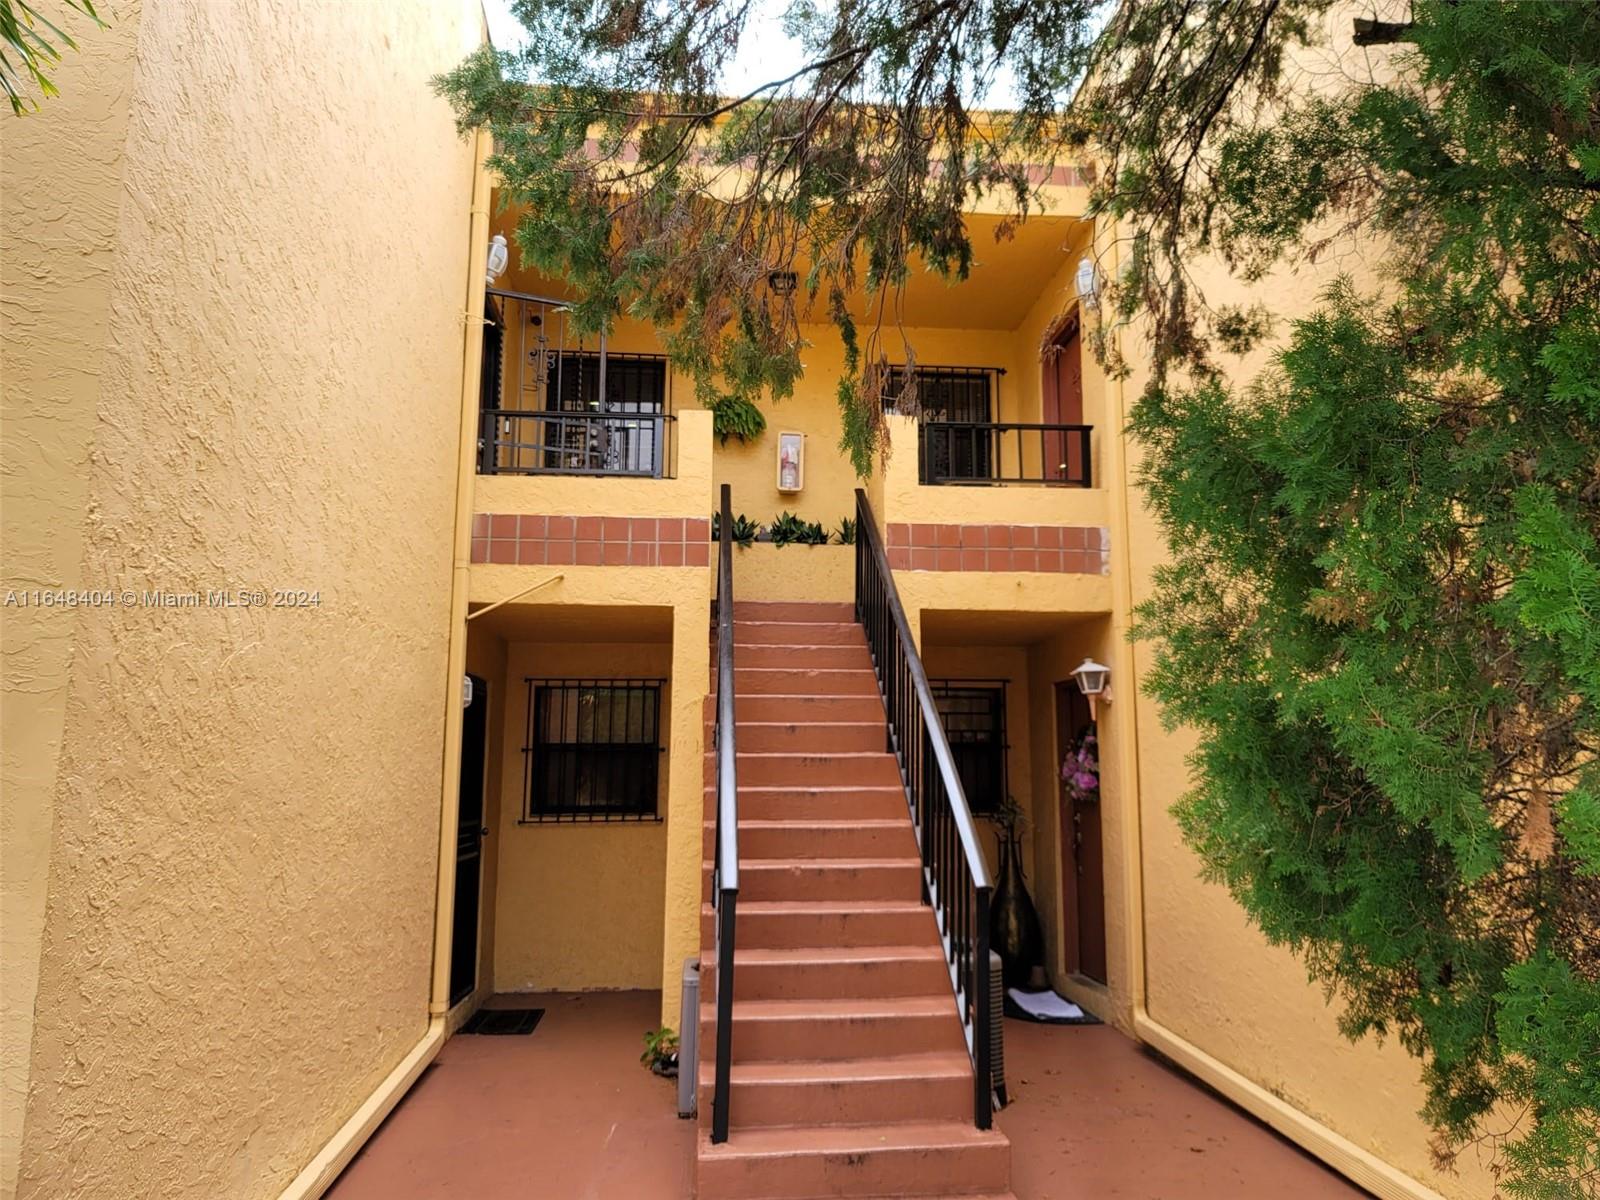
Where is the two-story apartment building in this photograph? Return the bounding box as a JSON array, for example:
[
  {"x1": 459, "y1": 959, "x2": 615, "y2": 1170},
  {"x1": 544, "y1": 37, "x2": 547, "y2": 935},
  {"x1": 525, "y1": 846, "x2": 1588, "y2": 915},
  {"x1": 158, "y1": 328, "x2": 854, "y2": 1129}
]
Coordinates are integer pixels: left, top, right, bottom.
[{"x1": 3, "y1": 3, "x2": 1496, "y2": 1199}]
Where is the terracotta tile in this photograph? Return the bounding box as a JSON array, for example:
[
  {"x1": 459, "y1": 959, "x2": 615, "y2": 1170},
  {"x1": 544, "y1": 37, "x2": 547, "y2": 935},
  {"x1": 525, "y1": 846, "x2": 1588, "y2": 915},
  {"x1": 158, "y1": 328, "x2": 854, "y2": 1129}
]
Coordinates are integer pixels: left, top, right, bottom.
[
  {"x1": 659, "y1": 542, "x2": 684, "y2": 567},
  {"x1": 602, "y1": 541, "x2": 629, "y2": 566},
  {"x1": 603, "y1": 517, "x2": 631, "y2": 543},
  {"x1": 936, "y1": 548, "x2": 961, "y2": 572},
  {"x1": 888, "y1": 523, "x2": 911, "y2": 548},
  {"x1": 936, "y1": 524, "x2": 961, "y2": 547},
  {"x1": 489, "y1": 540, "x2": 517, "y2": 564},
  {"x1": 987, "y1": 549, "x2": 1014, "y2": 571},
  {"x1": 888, "y1": 547, "x2": 911, "y2": 569},
  {"x1": 630, "y1": 517, "x2": 656, "y2": 543},
  {"x1": 576, "y1": 516, "x2": 602, "y2": 540},
  {"x1": 545, "y1": 540, "x2": 574, "y2": 566},
  {"x1": 686, "y1": 540, "x2": 709, "y2": 567},
  {"x1": 1010, "y1": 525, "x2": 1036, "y2": 548},
  {"x1": 1037, "y1": 525, "x2": 1062, "y2": 549},
  {"x1": 629, "y1": 542, "x2": 656, "y2": 566},
  {"x1": 1063, "y1": 526, "x2": 1088, "y2": 550},
  {"x1": 472, "y1": 513, "x2": 489, "y2": 538},
  {"x1": 490, "y1": 514, "x2": 518, "y2": 539},
  {"x1": 1011, "y1": 548, "x2": 1037, "y2": 572},
  {"x1": 685, "y1": 518, "x2": 710, "y2": 543},
  {"x1": 471, "y1": 537, "x2": 488, "y2": 563},
  {"x1": 961, "y1": 548, "x2": 985, "y2": 571},
  {"x1": 658, "y1": 517, "x2": 684, "y2": 544},
  {"x1": 1035, "y1": 548, "x2": 1062, "y2": 572},
  {"x1": 547, "y1": 515, "x2": 575, "y2": 540},
  {"x1": 575, "y1": 541, "x2": 602, "y2": 566},
  {"x1": 912, "y1": 523, "x2": 939, "y2": 548},
  {"x1": 518, "y1": 540, "x2": 547, "y2": 565},
  {"x1": 1072, "y1": 549, "x2": 1099, "y2": 573},
  {"x1": 912, "y1": 548, "x2": 937, "y2": 571},
  {"x1": 987, "y1": 525, "x2": 1011, "y2": 549}
]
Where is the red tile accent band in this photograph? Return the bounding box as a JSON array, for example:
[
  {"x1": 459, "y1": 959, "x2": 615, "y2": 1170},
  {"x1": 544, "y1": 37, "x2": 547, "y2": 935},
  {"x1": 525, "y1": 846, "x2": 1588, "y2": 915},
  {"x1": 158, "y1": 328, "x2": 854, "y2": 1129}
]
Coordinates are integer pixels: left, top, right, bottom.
[
  {"x1": 472, "y1": 513, "x2": 710, "y2": 568},
  {"x1": 885, "y1": 523, "x2": 1108, "y2": 574}
]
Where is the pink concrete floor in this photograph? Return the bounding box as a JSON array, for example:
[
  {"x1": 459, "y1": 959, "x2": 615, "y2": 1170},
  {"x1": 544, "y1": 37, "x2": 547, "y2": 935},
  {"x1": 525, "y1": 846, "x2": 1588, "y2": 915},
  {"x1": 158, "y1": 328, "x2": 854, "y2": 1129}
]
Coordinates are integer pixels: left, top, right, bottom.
[{"x1": 329, "y1": 991, "x2": 1371, "y2": 1200}]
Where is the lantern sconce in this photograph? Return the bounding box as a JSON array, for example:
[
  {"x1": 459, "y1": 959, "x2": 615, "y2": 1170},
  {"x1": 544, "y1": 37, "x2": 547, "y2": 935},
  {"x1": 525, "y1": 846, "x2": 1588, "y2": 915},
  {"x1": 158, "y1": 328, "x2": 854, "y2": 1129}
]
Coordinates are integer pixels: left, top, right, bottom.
[
  {"x1": 1071, "y1": 656, "x2": 1111, "y2": 719},
  {"x1": 486, "y1": 234, "x2": 509, "y2": 286},
  {"x1": 1074, "y1": 255, "x2": 1100, "y2": 310}
]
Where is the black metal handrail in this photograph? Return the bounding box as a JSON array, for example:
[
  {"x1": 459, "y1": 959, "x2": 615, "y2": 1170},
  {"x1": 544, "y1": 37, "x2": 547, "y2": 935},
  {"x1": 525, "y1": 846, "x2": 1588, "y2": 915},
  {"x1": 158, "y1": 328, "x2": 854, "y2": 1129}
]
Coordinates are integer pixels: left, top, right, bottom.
[
  {"x1": 852, "y1": 488, "x2": 994, "y2": 1130},
  {"x1": 478, "y1": 409, "x2": 676, "y2": 478},
  {"x1": 920, "y1": 421, "x2": 1092, "y2": 488},
  {"x1": 710, "y1": 482, "x2": 739, "y2": 1144}
]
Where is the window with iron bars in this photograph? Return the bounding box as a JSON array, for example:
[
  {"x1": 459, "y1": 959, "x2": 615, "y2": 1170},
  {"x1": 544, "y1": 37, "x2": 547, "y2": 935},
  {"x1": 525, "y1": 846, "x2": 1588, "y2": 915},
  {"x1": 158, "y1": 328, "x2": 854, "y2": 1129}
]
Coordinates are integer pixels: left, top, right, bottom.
[
  {"x1": 523, "y1": 679, "x2": 663, "y2": 821},
  {"x1": 930, "y1": 681, "x2": 1008, "y2": 816},
  {"x1": 884, "y1": 366, "x2": 998, "y2": 483}
]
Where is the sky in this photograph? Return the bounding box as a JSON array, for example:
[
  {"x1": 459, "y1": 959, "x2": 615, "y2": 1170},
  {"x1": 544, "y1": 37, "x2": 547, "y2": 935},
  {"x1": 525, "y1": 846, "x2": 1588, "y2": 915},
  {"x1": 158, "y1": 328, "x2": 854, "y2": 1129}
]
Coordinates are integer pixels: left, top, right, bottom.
[{"x1": 480, "y1": 0, "x2": 1024, "y2": 107}]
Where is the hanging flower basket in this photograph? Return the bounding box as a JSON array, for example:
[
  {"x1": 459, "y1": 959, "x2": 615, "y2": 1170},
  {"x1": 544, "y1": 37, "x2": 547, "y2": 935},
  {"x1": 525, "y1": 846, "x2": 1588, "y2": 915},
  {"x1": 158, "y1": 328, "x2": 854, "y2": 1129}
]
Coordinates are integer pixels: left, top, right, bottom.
[{"x1": 1062, "y1": 726, "x2": 1100, "y2": 805}]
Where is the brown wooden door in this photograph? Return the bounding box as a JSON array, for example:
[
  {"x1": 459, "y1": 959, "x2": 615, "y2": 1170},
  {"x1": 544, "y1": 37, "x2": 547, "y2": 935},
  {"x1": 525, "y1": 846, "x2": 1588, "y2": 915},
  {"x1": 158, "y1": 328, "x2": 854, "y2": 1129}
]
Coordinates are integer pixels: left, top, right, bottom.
[
  {"x1": 1041, "y1": 318, "x2": 1085, "y2": 483},
  {"x1": 1055, "y1": 682, "x2": 1106, "y2": 983}
]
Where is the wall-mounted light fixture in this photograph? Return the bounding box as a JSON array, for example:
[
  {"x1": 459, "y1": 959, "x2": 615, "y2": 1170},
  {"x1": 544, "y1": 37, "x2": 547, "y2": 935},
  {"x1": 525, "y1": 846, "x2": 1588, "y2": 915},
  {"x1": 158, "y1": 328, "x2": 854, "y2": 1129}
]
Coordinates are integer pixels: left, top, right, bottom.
[
  {"x1": 1071, "y1": 656, "x2": 1111, "y2": 718},
  {"x1": 486, "y1": 234, "x2": 509, "y2": 286},
  {"x1": 1074, "y1": 255, "x2": 1100, "y2": 310},
  {"x1": 767, "y1": 270, "x2": 798, "y2": 297}
]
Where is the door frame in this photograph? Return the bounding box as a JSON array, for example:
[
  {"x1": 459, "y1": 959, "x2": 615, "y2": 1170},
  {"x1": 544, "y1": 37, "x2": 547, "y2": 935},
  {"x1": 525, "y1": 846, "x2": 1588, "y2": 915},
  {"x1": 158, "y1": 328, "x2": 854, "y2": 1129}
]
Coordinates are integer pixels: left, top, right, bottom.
[
  {"x1": 449, "y1": 673, "x2": 490, "y2": 1008},
  {"x1": 1054, "y1": 680, "x2": 1107, "y2": 983},
  {"x1": 1041, "y1": 310, "x2": 1085, "y2": 483}
]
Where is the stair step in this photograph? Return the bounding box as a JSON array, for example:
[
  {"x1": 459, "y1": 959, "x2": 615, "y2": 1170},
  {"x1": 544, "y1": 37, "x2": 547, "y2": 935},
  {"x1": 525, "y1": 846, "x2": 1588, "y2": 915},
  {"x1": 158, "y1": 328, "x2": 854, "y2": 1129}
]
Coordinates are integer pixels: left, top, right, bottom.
[
  {"x1": 700, "y1": 996, "x2": 966, "y2": 1062},
  {"x1": 703, "y1": 785, "x2": 906, "y2": 821},
  {"x1": 701, "y1": 944, "x2": 951, "y2": 1001},
  {"x1": 700, "y1": 900, "x2": 936, "y2": 950},
  {"x1": 715, "y1": 721, "x2": 886, "y2": 754},
  {"x1": 734, "y1": 621, "x2": 862, "y2": 646},
  {"x1": 732, "y1": 642, "x2": 875, "y2": 669},
  {"x1": 703, "y1": 857, "x2": 923, "y2": 903},
  {"x1": 697, "y1": 1052, "x2": 974, "y2": 1128},
  {"x1": 731, "y1": 752, "x2": 903, "y2": 788},
  {"x1": 732, "y1": 667, "x2": 881, "y2": 695},
  {"x1": 700, "y1": 819, "x2": 917, "y2": 860},
  {"x1": 727, "y1": 695, "x2": 888, "y2": 723},
  {"x1": 733, "y1": 601, "x2": 856, "y2": 622},
  {"x1": 696, "y1": 1120, "x2": 1010, "y2": 1199}
]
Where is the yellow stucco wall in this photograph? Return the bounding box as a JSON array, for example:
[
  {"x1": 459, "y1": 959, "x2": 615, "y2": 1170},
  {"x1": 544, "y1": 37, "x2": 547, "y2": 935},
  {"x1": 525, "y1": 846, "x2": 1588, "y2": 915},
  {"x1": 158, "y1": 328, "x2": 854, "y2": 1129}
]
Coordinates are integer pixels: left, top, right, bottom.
[
  {"x1": 1, "y1": 2, "x2": 482, "y2": 1197},
  {"x1": 1, "y1": 6, "x2": 140, "y2": 1196}
]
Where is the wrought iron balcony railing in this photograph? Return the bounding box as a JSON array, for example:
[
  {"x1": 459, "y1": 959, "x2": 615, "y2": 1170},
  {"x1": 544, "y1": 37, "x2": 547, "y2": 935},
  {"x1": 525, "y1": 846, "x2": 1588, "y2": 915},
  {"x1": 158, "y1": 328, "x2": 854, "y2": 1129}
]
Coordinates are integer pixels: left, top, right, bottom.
[{"x1": 919, "y1": 421, "x2": 1093, "y2": 488}]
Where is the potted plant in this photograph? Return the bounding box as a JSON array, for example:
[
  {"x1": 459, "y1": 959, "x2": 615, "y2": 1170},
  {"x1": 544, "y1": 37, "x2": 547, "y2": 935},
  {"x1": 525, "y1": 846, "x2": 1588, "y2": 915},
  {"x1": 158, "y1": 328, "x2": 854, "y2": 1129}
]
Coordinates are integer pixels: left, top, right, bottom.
[{"x1": 640, "y1": 1026, "x2": 679, "y2": 1078}]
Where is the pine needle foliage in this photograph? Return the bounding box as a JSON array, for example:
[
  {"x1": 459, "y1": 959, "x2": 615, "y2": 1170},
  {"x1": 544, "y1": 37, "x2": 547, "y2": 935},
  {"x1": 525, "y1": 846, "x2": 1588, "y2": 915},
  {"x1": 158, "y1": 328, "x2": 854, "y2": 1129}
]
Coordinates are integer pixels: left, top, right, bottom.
[{"x1": 1131, "y1": 6, "x2": 1600, "y2": 1193}]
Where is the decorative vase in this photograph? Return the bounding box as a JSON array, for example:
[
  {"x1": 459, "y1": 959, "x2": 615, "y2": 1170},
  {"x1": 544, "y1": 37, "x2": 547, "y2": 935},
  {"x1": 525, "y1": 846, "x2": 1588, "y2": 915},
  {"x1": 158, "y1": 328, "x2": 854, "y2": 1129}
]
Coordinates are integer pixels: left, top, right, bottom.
[{"x1": 990, "y1": 829, "x2": 1044, "y2": 988}]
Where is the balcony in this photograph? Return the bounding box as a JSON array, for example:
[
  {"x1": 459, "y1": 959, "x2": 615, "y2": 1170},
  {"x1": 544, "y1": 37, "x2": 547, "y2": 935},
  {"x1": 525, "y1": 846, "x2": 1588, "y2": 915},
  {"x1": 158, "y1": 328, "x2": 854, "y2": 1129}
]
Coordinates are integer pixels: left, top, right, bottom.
[{"x1": 479, "y1": 289, "x2": 676, "y2": 480}]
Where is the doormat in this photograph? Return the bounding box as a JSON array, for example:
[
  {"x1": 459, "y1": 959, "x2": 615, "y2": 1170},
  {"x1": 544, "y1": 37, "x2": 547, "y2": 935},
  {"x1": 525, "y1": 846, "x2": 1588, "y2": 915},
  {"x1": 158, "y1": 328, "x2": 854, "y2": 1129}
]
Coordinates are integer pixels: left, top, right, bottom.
[
  {"x1": 460, "y1": 1007, "x2": 545, "y2": 1036},
  {"x1": 1004, "y1": 988, "x2": 1102, "y2": 1025}
]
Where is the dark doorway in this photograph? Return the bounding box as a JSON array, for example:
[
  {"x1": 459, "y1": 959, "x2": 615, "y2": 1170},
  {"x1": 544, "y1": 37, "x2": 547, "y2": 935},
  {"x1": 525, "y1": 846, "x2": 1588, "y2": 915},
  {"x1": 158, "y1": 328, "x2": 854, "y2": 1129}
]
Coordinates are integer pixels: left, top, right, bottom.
[
  {"x1": 1055, "y1": 681, "x2": 1106, "y2": 983},
  {"x1": 1042, "y1": 316, "x2": 1085, "y2": 484},
  {"x1": 450, "y1": 674, "x2": 490, "y2": 1007}
]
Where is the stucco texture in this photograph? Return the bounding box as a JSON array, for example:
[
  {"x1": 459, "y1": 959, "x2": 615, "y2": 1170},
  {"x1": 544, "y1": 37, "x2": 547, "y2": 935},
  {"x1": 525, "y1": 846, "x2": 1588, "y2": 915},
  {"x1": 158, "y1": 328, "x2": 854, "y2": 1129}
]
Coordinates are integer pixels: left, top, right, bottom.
[{"x1": 3, "y1": 1, "x2": 480, "y2": 1197}]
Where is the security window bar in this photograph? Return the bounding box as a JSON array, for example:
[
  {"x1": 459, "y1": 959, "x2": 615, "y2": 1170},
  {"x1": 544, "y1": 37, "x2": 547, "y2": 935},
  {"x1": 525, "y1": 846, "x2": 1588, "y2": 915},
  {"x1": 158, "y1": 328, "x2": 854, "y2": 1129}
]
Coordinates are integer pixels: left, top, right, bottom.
[
  {"x1": 523, "y1": 679, "x2": 663, "y2": 822},
  {"x1": 931, "y1": 682, "x2": 1007, "y2": 817},
  {"x1": 884, "y1": 366, "x2": 997, "y2": 483}
]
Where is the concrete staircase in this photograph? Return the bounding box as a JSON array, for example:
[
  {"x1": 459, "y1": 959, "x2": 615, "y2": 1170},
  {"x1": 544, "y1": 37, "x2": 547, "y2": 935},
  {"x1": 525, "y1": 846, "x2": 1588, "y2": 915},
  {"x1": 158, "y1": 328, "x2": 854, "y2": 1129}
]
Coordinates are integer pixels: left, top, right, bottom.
[{"x1": 698, "y1": 601, "x2": 1013, "y2": 1200}]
